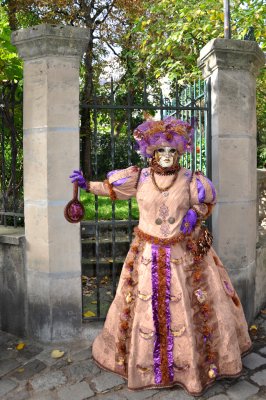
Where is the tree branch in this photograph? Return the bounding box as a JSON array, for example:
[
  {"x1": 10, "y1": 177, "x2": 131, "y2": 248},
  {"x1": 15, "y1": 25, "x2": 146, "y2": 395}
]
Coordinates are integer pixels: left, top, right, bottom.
[
  {"x1": 92, "y1": 0, "x2": 115, "y2": 23},
  {"x1": 105, "y1": 41, "x2": 121, "y2": 58}
]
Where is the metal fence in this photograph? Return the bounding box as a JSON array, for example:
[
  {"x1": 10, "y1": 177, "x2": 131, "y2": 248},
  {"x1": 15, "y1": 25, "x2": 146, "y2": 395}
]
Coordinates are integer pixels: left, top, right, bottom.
[
  {"x1": 0, "y1": 81, "x2": 24, "y2": 227},
  {"x1": 81, "y1": 78, "x2": 212, "y2": 321}
]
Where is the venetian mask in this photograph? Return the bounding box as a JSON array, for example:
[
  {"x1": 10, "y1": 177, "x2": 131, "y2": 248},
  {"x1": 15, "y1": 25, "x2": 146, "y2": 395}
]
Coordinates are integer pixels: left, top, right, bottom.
[{"x1": 155, "y1": 147, "x2": 178, "y2": 168}]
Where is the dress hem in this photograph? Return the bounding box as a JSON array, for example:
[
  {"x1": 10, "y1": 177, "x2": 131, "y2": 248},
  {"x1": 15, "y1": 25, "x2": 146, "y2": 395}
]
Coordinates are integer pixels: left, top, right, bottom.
[{"x1": 92, "y1": 343, "x2": 252, "y2": 397}]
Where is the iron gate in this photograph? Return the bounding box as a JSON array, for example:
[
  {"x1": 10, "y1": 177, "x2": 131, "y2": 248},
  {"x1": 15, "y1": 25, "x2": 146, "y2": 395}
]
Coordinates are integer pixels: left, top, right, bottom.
[
  {"x1": 0, "y1": 81, "x2": 24, "y2": 227},
  {"x1": 80, "y1": 78, "x2": 212, "y2": 321}
]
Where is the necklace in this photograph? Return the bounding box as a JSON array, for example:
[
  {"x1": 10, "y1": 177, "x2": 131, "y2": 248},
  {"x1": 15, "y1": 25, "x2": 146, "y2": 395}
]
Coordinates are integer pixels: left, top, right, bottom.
[{"x1": 151, "y1": 169, "x2": 179, "y2": 193}]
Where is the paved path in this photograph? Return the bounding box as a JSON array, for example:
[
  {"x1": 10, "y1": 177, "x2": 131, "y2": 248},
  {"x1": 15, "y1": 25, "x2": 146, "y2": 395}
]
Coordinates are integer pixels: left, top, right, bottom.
[{"x1": 0, "y1": 314, "x2": 265, "y2": 400}]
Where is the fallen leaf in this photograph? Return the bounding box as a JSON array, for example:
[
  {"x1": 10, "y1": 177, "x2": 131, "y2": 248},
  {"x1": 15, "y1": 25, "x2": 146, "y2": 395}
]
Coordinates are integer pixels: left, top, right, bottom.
[
  {"x1": 91, "y1": 301, "x2": 97, "y2": 304},
  {"x1": 16, "y1": 343, "x2": 26, "y2": 350},
  {"x1": 17, "y1": 368, "x2": 24, "y2": 373},
  {"x1": 249, "y1": 325, "x2": 258, "y2": 331},
  {"x1": 83, "y1": 310, "x2": 96, "y2": 317},
  {"x1": 51, "y1": 349, "x2": 65, "y2": 359}
]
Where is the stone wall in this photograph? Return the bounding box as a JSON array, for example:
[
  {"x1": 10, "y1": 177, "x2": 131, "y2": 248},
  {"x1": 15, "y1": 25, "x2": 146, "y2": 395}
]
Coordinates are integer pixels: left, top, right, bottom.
[{"x1": 0, "y1": 227, "x2": 26, "y2": 337}]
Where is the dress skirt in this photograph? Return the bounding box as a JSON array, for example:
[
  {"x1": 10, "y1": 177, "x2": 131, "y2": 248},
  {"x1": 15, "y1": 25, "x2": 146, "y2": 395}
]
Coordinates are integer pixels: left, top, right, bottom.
[{"x1": 92, "y1": 228, "x2": 252, "y2": 396}]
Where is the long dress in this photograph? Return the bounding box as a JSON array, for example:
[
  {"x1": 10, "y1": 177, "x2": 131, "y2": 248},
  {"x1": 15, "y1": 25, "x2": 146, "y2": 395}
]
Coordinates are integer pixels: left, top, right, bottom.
[{"x1": 89, "y1": 165, "x2": 252, "y2": 396}]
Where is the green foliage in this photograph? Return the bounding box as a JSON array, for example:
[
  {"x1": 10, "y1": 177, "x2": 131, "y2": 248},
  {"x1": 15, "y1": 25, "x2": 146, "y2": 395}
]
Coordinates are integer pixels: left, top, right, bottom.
[
  {"x1": 80, "y1": 192, "x2": 139, "y2": 220},
  {"x1": 127, "y1": 0, "x2": 266, "y2": 81},
  {"x1": 257, "y1": 68, "x2": 266, "y2": 168},
  {"x1": 0, "y1": 5, "x2": 23, "y2": 80}
]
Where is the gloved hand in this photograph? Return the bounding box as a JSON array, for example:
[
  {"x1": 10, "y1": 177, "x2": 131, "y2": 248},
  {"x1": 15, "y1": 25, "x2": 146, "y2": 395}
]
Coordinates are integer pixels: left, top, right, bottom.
[
  {"x1": 180, "y1": 208, "x2": 197, "y2": 234},
  {"x1": 69, "y1": 170, "x2": 87, "y2": 190}
]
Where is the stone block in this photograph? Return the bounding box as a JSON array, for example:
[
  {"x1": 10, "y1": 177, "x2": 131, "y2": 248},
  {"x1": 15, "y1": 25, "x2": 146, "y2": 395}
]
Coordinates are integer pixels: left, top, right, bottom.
[
  {"x1": 10, "y1": 359, "x2": 46, "y2": 381},
  {"x1": 26, "y1": 273, "x2": 82, "y2": 341},
  {"x1": 198, "y1": 38, "x2": 265, "y2": 78},
  {"x1": 0, "y1": 359, "x2": 21, "y2": 378},
  {"x1": 122, "y1": 388, "x2": 159, "y2": 400},
  {"x1": 210, "y1": 70, "x2": 257, "y2": 137},
  {"x1": 24, "y1": 203, "x2": 81, "y2": 274},
  {"x1": 16, "y1": 343, "x2": 43, "y2": 360},
  {"x1": 226, "y1": 380, "x2": 259, "y2": 399},
  {"x1": 255, "y1": 239, "x2": 266, "y2": 315},
  {"x1": 0, "y1": 241, "x2": 26, "y2": 337},
  {"x1": 0, "y1": 379, "x2": 18, "y2": 397},
  {"x1": 242, "y1": 353, "x2": 266, "y2": 369},
  {"x1": 151, "y1": 389, "x2": 194, "y2": 400},
  {"x1": 0, "y1": 331, "x2": 13, "y2": 346},
  {"x1": 250, "y1": 369, "x2": 266, "y2": 386},
  {"x1": 11, "y1": 24, "x2": 90, "y2": 61},
  {"x1": 99, "y1": 392, "x2": 128, "y2": 400},
  {"x1": 258, "y1": 347, "x2": 266, "y2": 356},
  {"x1": 23, "y1": 60, "x2": 49, "y2": 129},
  {"x1": 201, "y1": 383, "x2": 225, "y2": 398},
  {"x1": 91, "y1": 371, "x2": 125, "y2": 393},
  {"x1": 208, "y1": 395, "x2": 229, "y2": 400},
  {"x1": 212, "y1": 137, "x2": 257, "y2": 202},
  {"x1": 23, "y1": 58, "x2": 80, "y2": 129},
  {"x1": 212, "y1": 202, "x2": 256, "y2": 269},
  {"x1": 64, "y1": 359, "x2": 100, "y2": 382},
  {"x1": 29, "y1": 370, "x2": 67, "y2": 391},
  {"x1": 5, "y1": 388, "x2": 30, "y2": 400},
  {"x1": 57, "y1": 381, "x2": 95, "y2": 400},
  {"x1": 30, "y1": 391, "x2": 58, "y2": 400},
  {"x1": 71, "y1": 347, "x2": 92, "y2": 362}
]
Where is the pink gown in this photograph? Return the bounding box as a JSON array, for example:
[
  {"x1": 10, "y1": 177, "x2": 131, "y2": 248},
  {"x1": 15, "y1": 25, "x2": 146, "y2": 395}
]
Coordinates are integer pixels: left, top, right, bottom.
[{"x1": 89, "y1": 166, "x2": 252, "y2": 396}]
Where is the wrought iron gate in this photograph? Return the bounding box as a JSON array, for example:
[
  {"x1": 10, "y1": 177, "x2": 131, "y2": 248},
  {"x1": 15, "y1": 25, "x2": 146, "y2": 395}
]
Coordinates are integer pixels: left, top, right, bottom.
[{"x1": 80, "y1": 78, "x2": 212, "y2": 321}]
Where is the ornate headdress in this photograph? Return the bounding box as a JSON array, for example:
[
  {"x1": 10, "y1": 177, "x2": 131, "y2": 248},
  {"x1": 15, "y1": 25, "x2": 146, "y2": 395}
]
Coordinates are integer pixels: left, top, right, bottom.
[{"x1": 133, "y1": 116, "x2": 193, "y2": 158}]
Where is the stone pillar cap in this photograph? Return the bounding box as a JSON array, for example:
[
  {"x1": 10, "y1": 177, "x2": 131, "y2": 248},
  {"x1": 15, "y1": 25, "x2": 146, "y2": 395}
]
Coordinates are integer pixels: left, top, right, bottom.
[
  {"x1": 11, "y1": 23, "x2": 90, "y2": 61},
  {"x1": 198, "y1": 38, "x2": 265, "y2": 78}
]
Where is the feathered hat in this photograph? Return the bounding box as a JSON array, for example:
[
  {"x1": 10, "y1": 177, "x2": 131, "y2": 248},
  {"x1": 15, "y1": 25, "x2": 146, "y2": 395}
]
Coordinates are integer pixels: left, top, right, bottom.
[{"x1": 133, "y1": 115, "x2": 194, "y2": 158}]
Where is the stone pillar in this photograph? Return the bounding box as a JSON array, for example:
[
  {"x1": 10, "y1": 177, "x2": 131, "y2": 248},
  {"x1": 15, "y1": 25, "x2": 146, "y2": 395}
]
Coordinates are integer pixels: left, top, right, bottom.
[
  {"x1": 12, "y1": 24, "x2": 90, "y2": 340},
  {"x1": 198, "y1": 39, "x2": 265, "y2": 322}
]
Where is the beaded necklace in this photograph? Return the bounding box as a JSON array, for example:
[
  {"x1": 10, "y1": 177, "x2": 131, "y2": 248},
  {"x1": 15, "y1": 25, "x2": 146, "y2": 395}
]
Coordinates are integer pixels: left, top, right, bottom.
[{"x1": 151, "y1": 168, "x2": 179, "y2": 193}]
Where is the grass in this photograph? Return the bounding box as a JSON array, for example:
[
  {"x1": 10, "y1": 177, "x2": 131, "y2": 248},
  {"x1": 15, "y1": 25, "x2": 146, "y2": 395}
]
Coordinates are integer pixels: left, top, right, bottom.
[{"x1": 80, "y1": 192, "x2": 139, "y2": 220}]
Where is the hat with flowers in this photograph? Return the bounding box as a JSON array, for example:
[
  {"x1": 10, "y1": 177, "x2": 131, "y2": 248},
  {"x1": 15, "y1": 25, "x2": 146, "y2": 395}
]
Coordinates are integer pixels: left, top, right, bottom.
[{"x1": 133, "y1": 115, "x2": 194, "y2": 158}]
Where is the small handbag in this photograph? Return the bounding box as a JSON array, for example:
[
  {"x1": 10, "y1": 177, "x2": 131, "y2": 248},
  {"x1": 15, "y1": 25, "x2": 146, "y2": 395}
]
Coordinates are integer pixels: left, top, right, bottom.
[{"x1": 64, "y1": 181, "x2": 85, "y2": 223}]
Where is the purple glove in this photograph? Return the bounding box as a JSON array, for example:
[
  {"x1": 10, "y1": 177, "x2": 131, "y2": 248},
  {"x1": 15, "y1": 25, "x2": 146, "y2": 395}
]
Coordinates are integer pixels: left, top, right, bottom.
[
  {"x1": 180, "y1": 209, "x2": 197, "y2": 234},
  {"x1": 69, "y1": 170, "x2": 87, "y2": 190}
]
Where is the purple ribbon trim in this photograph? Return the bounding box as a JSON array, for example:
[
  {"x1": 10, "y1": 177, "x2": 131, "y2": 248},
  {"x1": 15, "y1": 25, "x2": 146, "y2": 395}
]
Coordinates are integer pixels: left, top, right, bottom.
[
  {"x1": 165, "y1": 246, "x2": 174, "y2": 382},
  {"x1": 151, "y1": 244, "x2": 162, "y2": 384},
  {"x1": 106, "y1": 170, "x2": 130, "y2": 187},
  {"x1": 196, "y1": 178, "x2": 205, "y2": 203}
]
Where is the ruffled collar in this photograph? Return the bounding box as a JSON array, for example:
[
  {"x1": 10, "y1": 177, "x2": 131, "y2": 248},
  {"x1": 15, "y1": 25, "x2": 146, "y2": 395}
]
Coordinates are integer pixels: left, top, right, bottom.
[{"x1": 150, "y1": 158, "x2": 180, "y2": 176}]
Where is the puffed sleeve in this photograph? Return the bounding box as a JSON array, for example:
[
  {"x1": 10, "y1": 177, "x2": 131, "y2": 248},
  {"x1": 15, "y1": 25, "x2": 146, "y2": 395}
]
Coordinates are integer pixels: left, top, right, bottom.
[
  {"x1": 189, "y1": 171, "x2": 217, "y2": 219},
  {"x1": 89, "y1": 166, "x2": 141, "y2": 200}
]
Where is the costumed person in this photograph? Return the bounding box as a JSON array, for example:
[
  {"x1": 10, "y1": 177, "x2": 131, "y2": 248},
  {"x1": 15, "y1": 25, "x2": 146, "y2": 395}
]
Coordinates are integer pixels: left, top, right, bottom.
[{"x1": 69, "y1": 116, "x2": 252, "y2": 396}]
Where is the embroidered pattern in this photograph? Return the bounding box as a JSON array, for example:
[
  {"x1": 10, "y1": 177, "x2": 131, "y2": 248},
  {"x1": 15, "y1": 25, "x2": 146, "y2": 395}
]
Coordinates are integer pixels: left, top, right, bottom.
[
  {"x1": 170, "y1": 293, "x2": 182, "y2": 302},
  {"x1": 139, "y1": 168, "x2": 150, "y2": 184},
  {"x1": 183, "y1": 227, "x2": 219, "y2": 384},
  {"x1": 173, "y1": 361, "x2": 190, "y2": 371},
  {"x1": 115, "y1": 236, "x2": 143, "y2": 373},
  {"x1": 157, "y1": 204, "x2": 170, "y2": 237},
  {"x1": 138, "y1": 292, "x2": 152, "y2": 301},
  {"x1": 136, "y1": 364, "x2": 152, "y2": 373},
  {"x1": 171, "y1": 325, "x2": 186, "y2": 337},
  {"x1": 141, "y1": 256, "x2": 151, "y2": 265},
  {"x1": 139, "y1": 327, "x2": 155, "y2": 339}
]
